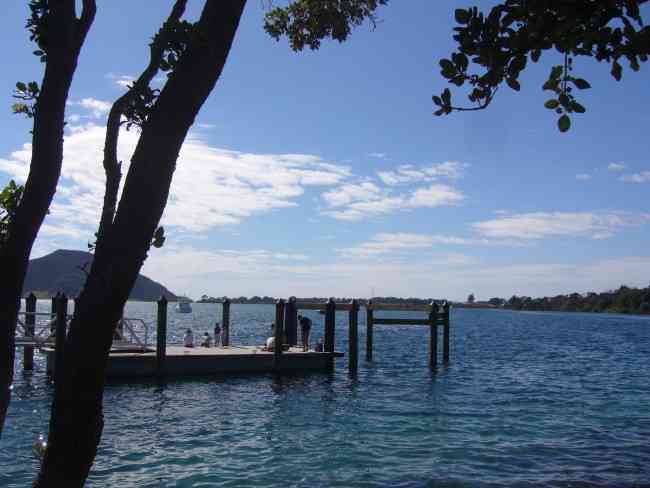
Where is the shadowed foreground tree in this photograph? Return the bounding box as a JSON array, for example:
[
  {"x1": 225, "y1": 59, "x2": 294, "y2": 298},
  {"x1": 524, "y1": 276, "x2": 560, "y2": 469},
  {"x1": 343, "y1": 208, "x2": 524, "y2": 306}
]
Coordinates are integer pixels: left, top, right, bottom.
[
  {"x1": 433, "y1": 0, "x2": 649, "y2": 131},
  {"x1": 0, "y1": 0, "x2": 96, "y2": 439},
  {"x1": 34, "y1": 2, "x2": 388, "y2": 485}
]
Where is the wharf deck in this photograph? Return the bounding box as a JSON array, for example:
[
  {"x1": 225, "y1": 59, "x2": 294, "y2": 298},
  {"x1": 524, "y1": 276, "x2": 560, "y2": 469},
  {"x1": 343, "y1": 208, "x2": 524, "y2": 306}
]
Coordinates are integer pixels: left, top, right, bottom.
[{"x1": 44, "y1": 345, "x2": 343, "y2": 378}]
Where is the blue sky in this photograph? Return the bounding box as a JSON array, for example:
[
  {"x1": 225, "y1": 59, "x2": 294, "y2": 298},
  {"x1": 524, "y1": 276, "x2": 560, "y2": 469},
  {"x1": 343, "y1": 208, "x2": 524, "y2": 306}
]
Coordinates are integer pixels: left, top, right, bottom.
[{"x1": 2, "y1": 1, "x2": 650, "y2": 300}]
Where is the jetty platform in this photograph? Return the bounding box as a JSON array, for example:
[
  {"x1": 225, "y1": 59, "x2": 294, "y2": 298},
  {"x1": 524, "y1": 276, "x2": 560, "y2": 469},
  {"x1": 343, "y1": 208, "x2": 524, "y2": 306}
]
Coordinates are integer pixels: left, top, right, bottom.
[{"x1": 43, "y1": 345, "x2": 344, "y2": 378}]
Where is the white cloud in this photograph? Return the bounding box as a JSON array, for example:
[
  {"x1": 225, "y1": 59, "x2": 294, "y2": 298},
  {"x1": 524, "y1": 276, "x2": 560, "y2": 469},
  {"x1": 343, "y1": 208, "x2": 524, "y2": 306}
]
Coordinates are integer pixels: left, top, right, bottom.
[
  {"x1": 196, "y1": 123, "x2": 216, "y2": 130},
  {"x1": 368, "y1": 152, "x2": 387, "y2": 159},
  {"x1": 338, "y1": 232, "x2": 483, "y2": 258},
  {"x1": 0, "y1": 123, "x2": 352, "y2": 238},
  {"x1": 68, "y1": 98, "x2": 112, "y2": 118},
  {"x1": 608, "y1": 162, "x2": 626, "y2": 172},
  {"x1": 377, "y1": 161, "x2": 465, "y2": 186},
  {"x1": 473, "y1": 212, "x2": 650, "y2": 240},
  {"x1": 576, "y1": 173, "x2": 592, "y2": 181},
  {"x1": 322, "y1": 182, "x2": 464, "y2": 221},
  {"x1": 106, "y1": 73, "x2": 135, "y2": 88},
  {"x1": 620, "y1": 171, "x2": 650, "y2": 183}
]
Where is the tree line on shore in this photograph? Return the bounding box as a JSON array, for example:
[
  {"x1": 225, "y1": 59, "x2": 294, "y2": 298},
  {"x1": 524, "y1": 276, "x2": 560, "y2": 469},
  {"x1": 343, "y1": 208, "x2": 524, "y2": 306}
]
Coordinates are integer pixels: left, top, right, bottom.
[{"x1": 484, "y1": 285, "x2": 650, "y2": 314}]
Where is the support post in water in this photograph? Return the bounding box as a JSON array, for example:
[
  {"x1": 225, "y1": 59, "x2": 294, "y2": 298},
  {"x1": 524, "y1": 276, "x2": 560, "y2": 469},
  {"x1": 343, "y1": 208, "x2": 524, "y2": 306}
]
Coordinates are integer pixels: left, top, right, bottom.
[
  {"x1": 324, "y1": 298, "x2": 336, "y2": 370},
  {"x1": 50, "y1": 294, "x2": 57, "y2": 334},
  {"x1": 54, "y1": 293, "x2": 68, "y2": 385},
  {"x1": 366, "y1": 300, "x2": 374, "y2": 361},
  {"x1": 274, "y1": 299, "x2": 285, "y2": 370},
  {"x1": 222, "y1": 298, "x2": 230, "y2": 347},
  {"x1": 348, "y1": 299, "x2": 359, "y2": 374},
  {"x1": 285, "y1": 296, "x2": 298, "y2": 346},
  {"x1": 24, "y1": 292, "x2": 37, "y2": 371},
  {"x1": 429, "y1": 301, "x2": 439, "y2": 370},
  {"x1": 443, "y1": 301, "x2": 451, "y2": 363},
  {"x1": 156, "y1": 296, "x2": 168, "y2": 377}
]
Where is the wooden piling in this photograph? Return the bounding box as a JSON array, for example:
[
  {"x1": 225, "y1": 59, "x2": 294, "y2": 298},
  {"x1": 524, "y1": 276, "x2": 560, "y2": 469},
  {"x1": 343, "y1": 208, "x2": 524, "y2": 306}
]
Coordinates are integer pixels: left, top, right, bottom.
[
  {"x1": 442, "y1": 301, "x2": 450, "y2": 363},
  {"x1": 348, "y1": 299, "x2": 359, "y2": 374},
  {"x1": 54, "y1": 294, "x2": 68, "y2": 384},
  {"x1": 429, "y1": 301, "x2": 438, "y2": 370},
  {"x1": 50, "y1": 294, "x2": 58, "y2": 334},
  {"x1": 222, "y1": 298, "x2": 230, "y2": 346},
  {"x1": 324, "y1": 298, "x2": 336, "y2": 370},
  {"x1": 274, "y1": 299, "x2": 285, "y2": 370},
  {"x1": 366, "y1": 300, "x2": 374, "y2": 361},
  {"x1": 156, "y1": 296, "x2": 168, "y2": 377},
  {"x1": 285, "y1": 296, "x2": 298, "y2": 346},
  {"x1": 23, "y1": 292, "x2": 37, "y2": 371}
]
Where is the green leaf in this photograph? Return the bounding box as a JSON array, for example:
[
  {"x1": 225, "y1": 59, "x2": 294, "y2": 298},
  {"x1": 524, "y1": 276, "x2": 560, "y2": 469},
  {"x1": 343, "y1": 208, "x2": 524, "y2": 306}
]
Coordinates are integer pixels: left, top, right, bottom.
[
  {"x1": 544, "y1": 99, "x2": 559, "y2": 109},
  {"x1": 531, "y1": 50, "x2": 541, "y2": 63},
  {"x1": 506, "y1": 78, "x2": 521, "y2": 91},
  {"x1": 550, "y1": 65, "x2": 563, "y2": 80},
  {"x1": 439, "y1": 59, "x2": 455, "y2": 75},
  {"x1": 558, "y1": 114, "x2": 571, "y2": 133},
  {"x1": 441, "y1": 88, "x2": 451, "y2": 106},
  {"x1": 454, "y1": 9, "x2": 470, "y2": 24},
  {"x1": 572, "y1": 78, "x2": 591, "y2": 90},
  {"x1": 432, "y1": 96, "x2": 442, "y2": 106},
  {"x1": 15, "y1": 82, "x2": 27, "y2": 92},
  {"x1": 611, "y1": 60, "x2": 622, "y2": 81},
  {"x1": 572, "y1": 102, "x2": 586, "y2": 114}
]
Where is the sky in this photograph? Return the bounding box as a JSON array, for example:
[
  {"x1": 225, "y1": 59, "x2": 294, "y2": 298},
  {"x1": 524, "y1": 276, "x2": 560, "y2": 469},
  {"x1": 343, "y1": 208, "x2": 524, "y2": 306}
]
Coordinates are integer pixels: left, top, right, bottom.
[{"x1": 1, "y1": 1, "x2": 650, "y2": 301}]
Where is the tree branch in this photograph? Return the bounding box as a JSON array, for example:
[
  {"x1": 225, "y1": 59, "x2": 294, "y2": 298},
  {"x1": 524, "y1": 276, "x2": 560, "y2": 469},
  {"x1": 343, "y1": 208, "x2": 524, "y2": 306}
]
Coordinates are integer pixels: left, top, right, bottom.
[
  {"x1": 96, "y1": 0, "x2": 188, "y2": 244},
  {"x1": 76, "y1": 0, "x2": 96, "y2": 47}
]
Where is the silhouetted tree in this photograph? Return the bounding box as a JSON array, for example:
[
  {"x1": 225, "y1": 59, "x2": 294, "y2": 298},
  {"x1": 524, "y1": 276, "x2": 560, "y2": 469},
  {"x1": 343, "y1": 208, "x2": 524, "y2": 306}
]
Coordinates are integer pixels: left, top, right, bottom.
[{"x1": 0, "y1": 0, "x2": 96, "y2": 439}]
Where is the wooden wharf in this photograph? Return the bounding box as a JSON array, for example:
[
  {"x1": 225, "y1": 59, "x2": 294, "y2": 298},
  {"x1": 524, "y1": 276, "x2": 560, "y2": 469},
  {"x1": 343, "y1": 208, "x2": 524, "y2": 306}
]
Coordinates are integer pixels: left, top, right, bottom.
[{"x1": 15, "y1": 294, "x2": 452, "y2": 380}]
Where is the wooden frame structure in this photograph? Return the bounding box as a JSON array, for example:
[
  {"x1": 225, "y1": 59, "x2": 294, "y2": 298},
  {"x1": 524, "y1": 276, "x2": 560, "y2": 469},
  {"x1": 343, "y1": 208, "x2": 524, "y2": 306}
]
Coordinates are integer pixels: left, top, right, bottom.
[{"x1": 366, "y1": 301, "x2": 450, "y2": 370}]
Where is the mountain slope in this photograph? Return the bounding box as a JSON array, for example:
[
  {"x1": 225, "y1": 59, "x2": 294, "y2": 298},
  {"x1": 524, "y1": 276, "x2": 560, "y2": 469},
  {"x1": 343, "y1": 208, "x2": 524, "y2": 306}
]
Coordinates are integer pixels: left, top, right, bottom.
[{"x1": 23, "y1": 249, "x2": 177, "y2": 301}]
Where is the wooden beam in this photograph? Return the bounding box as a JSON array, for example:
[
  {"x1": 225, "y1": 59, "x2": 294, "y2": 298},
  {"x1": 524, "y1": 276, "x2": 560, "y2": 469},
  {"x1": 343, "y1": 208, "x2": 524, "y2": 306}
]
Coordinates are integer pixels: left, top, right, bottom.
[
  {"x1": 366, "y1": 301, "x2": 373, "y2": 361},
  {"x1": 24, "y1": 292, "x2": 37, "y2": 371},
  {"x1": 222, "y1": 298, "x2": 230, "y2": 346},
  {"x1": 295, "y1": 301, "x2": 354, "y2": 311},
  {"x1": 274, "y1": 299, "x2": 285, "y2": 370},
  {"x1": 324, "y1": 298, "x2": 336, "y2": 371},
  {"x1": 367, "y1": 302, "x2": 434, "y2": 311},
  {"x1": 443, "y1": 301, "x2": 451, "y2": 363},
  {"x1": 429, "y1": 301, "x2": 438, "y2": 370},
  {"x1": 285, "y1": 296, "x2": 298, "y2": 346},
  {"x1": 348, "y1": 299, "x2": 359, "y2": 374},
  {"x1": 156, "y1": 296, "x2": 168, "y2": 377},
  {"x1": 373, "y1": 318, "x2": 433, "y2": 325}
]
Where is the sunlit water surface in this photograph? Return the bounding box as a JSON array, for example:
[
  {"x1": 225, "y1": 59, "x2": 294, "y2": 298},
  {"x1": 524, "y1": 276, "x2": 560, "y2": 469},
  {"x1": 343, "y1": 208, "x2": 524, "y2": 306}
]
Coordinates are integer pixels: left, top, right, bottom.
[{"x1": 2, "y1": 302, "x2": 650, "y2": 487}]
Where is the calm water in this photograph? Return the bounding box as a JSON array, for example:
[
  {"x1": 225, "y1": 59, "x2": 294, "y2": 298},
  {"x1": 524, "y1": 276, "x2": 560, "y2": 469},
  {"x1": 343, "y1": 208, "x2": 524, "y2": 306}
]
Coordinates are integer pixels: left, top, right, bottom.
[{"x1": 2, "y1": 302, "x2": 650, "y2": 487}]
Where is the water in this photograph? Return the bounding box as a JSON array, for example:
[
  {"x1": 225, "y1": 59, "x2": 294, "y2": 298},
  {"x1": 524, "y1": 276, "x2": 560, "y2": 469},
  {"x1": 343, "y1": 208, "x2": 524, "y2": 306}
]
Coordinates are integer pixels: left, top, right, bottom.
[{"x1": 2, "y1": 302, "x2": 650, "y2": 487}]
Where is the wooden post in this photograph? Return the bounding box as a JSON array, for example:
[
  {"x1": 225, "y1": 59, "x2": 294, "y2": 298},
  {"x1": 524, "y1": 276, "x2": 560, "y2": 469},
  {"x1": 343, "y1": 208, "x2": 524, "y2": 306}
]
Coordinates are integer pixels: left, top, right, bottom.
[
  {"x1": 324, "y1": 298, "x2": 336, "y2": 370},
  {"x1": 443, "y1": 301, "x2": 451, "y2": 363},
  {"x1": 156, "y1": 296, "x2": 168, "y2": 377},
  {"x1": 50, "y1": 294, "x2": 58, "y2": 334},
  {"x1": 274, "y1": 299, "x2": 285, "y2": 370},
  {"x1": 366, "y1": 300, "x2": 374, "y2": 361},
  {"x1": 429, "y1": 301, "x2": 439, "y2": 370},
  {"x1": 222, "y1": 298, "x2": 230, "y2": 346},
  {"x1": 24, "y1": 292, "x2": 37, "y2": 371},
  {"x1": 54, "y1": 294, "x2": 68, "y2": 384},
  {"x1": 285, "y1": 296, "x2": 298, "y2": 346},
  {"x1": 348, "y1": 299, "x2": 359, "y2": 374}
]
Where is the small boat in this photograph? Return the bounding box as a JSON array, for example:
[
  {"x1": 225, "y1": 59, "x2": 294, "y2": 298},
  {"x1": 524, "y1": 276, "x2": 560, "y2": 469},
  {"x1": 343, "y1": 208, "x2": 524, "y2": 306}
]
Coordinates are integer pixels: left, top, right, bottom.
[{"x1": 175, "y1": 300, "x2": 192, "y2": 313}]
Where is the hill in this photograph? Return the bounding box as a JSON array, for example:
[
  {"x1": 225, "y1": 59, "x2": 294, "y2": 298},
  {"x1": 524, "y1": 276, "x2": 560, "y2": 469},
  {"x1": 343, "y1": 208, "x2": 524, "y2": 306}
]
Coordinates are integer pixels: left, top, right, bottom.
[{"x1": 23, "y1": 249, "x2": 177, "y2": 301}]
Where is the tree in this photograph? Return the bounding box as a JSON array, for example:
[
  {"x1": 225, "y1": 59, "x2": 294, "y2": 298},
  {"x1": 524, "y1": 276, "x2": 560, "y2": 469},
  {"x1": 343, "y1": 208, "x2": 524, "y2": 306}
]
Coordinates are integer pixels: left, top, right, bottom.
[
  {"x1": 32, "y1": 2, "x2": 387, "y2": 485},
  {"x1": 433, "y1": 0, "x2": 649, "y2": 131},
  {"x1": 0, "y1": 0, "x2": 96, "y2": 439},
  {"x1": 467, "y1": 293, "x2": 475, "y2": 303}
]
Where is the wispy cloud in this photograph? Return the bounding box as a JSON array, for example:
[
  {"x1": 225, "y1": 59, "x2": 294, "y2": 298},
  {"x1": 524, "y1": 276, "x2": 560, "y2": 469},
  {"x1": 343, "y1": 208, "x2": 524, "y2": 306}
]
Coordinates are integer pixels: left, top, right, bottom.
[
  {"x1": 576, "y1": 173, "x2": 592, "y2": 181},
  {"x1": 608, "y1": 162, "x2": 626, "y2": 172},
  {"x1": 368, "y1": 152, "x2": 387, "y2": 159},
  {"x1": 68, "y1": 98, "x2": 112, "y2": 118},
  {"x1": 0, "y1": 123, "x2": 352, "y2": 238},
  {"x1": 106, "y1": 73, "x2": 135, "y2": 89},
  {"x1": 377, "y1": 161, "x2": 465, "y2": 186},
  {"x1": 620, "y1": 171, "x2": 650, "y2": 183},
  {"x1": 473, "y1": 211, "x2": 650, "y2": 240}
]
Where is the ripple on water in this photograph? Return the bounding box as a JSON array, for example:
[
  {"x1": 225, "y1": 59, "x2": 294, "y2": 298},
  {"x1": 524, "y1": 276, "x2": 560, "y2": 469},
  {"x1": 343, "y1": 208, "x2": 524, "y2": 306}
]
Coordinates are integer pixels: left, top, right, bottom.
[{"x1": 2, "y1": 304, "x2": 650, "y2": 487}]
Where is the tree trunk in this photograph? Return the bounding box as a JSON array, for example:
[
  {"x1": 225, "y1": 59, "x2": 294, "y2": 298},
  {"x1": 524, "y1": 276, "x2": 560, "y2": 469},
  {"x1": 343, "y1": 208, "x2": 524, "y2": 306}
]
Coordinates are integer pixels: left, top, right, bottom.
[
  {"x1": 34, "y1": 1, "x2": 247, "y2": 485},
  {"x1": 0, "y1": 0, "x2": 95, "y2": 439}
]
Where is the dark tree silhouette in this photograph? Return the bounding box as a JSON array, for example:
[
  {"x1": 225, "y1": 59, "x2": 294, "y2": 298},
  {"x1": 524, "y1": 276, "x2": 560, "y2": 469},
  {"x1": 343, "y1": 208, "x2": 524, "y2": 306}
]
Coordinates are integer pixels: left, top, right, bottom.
[{"x1": 0, "y1": 0, "x2": 96, "y2": 440}]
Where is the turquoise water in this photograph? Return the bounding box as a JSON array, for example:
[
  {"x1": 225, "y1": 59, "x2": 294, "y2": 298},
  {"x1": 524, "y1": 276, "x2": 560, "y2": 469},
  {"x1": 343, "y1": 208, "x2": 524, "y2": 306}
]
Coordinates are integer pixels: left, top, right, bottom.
[{"x1": 2, "y1": 302, "x2": 650, "y2": 487}]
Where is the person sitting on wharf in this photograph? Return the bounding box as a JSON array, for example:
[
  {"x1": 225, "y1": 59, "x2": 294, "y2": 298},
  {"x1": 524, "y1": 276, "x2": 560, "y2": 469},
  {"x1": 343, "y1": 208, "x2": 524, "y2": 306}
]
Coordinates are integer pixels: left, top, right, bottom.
[
  {"x1": 264, "y1": 335, "x2": 275, "y2": 351},
  {"x1": 183, "y1": 328, "x2": 194, "y2": 348},
  {"x1": 201, "y1": 332, "x2": 212, "y2": 348},
  {"x1": 214, "y1": 321, "x2": 221, "y2": 347},
  {"x1": 298, "y1": 314, "x2": 312, "y2": 351}
]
